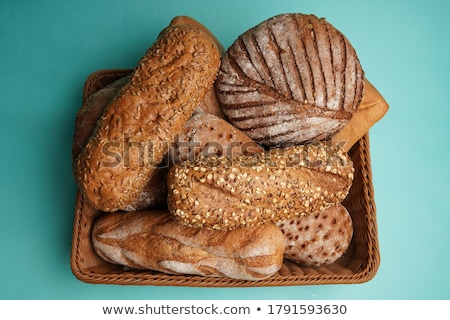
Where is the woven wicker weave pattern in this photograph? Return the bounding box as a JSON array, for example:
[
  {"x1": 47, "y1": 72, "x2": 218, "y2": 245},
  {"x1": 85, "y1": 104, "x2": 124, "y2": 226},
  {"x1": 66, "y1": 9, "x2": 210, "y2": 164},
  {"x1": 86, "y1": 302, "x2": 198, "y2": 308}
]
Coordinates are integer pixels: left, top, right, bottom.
[{"x1": 70, "y1": 69, "x2": 380, "y2": 287}]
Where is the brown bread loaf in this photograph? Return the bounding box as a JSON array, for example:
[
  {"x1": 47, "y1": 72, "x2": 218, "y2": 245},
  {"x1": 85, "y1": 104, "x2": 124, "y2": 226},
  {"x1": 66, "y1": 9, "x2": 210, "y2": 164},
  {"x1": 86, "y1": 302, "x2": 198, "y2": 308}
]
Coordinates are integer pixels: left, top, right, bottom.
[
  {"x1": 276, "y1": 204, "x2": 353, "y2": 266},
  {"x1": 72, "y1": 74, "x2": 168, "y2": 210},
  {"x1": 168, "y1": 16, "x2": 226, "y2": 118},
  {"x1": 168, "y1": 15, "x2": 226, "y2": 56},
  {"x1": 215, "y1": 13, "x2": 365, "y2": 147},
  {"x1": 74, "y1": 23, "x2": 221, "y2": 212},
  {"x1": 167, "y1": 142, "x2": 354, "y2": 230},
  {"x1": 169, "y1": 113, "x2": 263, "y2": 164},
  {"x1": 92, "y1": 210, "x2": 285, "y2": 281},
  {"x1": 170, "y1": 16, "x2": 226, "y2": 118}
]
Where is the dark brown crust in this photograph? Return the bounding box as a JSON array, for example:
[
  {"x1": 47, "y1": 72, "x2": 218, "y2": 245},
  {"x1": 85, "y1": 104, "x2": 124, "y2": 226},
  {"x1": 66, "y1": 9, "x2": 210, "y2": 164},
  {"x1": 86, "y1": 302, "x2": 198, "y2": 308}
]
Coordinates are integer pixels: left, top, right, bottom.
[
  {"x1": 74, "y1": 24, "x2": 221, "y2": 212},
  {"x1": 215, "y1": 13, "x2": 364, "y2": 147}
]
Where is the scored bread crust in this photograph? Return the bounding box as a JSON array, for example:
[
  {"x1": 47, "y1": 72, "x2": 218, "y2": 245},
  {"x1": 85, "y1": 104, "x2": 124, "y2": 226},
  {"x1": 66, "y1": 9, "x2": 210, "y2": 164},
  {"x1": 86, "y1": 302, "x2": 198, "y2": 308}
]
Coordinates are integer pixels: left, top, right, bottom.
[
  {"x1": 74, "y1": 24, "x2": 221, "y2": 212},
  {"x1": 92, "y1": 210, "x2": 285, "y2": 281},
  {"x1": 215, "y1": 13, "x2": 365, "y2": 147},
  {"x1": 167, "y1": 142, "x2": 354, "y2": 230}
]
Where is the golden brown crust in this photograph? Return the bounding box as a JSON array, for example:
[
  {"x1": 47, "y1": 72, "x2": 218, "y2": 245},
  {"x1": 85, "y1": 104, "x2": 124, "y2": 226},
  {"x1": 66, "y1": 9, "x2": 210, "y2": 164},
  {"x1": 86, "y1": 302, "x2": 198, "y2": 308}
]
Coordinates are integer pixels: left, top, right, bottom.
[
  {"x1": 92, "y1": 210, "x2": 285, "y2": 281},
  {"x1": 331, "y1": 80, "x2": 389, "y2": 152},
  {"x1": 168, "y1": 16, "x2": 226, "y2": 56},
  {"x1": 167, "y1": 142, "x2": 354, "y2": 230},
  {"x1": 276, "y1": 204, "x2": 353, "y2": 266},
  {"x1": 74, "y1": 24, "x2": 221, "y2": 212}
]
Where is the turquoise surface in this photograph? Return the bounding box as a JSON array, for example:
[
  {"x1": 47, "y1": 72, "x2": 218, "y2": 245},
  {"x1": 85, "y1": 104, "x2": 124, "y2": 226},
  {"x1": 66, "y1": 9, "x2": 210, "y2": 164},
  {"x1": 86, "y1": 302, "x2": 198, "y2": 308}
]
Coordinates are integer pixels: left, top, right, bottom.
[{"x1": 1, "y1": 0, "x2": 449, "y2": 300}]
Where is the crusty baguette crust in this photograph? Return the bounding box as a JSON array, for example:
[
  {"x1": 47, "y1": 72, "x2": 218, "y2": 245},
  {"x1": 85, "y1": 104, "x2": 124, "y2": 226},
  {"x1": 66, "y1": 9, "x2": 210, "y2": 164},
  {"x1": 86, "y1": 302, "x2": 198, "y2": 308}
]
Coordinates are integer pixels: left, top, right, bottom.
[
  {"x1": 92, "y1": 210, "x2": 285, "y2": 281},
  {"x1": 74, "y1": 25, "x2": 220, "y2": 212},
  {"x1": 167, "y1": 142, "x2": 354, "y2": 230},
  {"x1": 215, "y1": 13, "x2": 364, "y2": 147}
]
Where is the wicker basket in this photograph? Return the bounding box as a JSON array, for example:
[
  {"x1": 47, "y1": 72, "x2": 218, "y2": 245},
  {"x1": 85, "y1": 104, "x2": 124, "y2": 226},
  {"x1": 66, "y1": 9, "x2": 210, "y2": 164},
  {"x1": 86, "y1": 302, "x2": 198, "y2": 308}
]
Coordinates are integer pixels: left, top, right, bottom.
[{"x1": 70, "y1": 69, "x2": 381, "y2": 286}]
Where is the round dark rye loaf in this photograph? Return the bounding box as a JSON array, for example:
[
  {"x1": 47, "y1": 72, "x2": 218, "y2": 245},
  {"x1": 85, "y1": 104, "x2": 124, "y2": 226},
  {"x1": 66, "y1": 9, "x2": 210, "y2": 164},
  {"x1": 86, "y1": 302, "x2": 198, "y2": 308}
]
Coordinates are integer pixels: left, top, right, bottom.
[
  {"x1": 167, "y1": 142, "x2": 354, "y2": 230},
  {"x1": 215, "y1": 13, "x2": 365, "y2": 147},
  {"x1": 74, "y1": 24, "x2": 221, "y2": 212}
]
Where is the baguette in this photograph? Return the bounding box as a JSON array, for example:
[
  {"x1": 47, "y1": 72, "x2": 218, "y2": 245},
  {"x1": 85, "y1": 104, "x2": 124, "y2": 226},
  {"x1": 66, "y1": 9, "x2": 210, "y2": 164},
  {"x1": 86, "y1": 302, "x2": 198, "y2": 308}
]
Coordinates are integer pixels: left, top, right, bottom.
[{"x1": 92, "y1": 210, "x2": 285, "y2": 281}]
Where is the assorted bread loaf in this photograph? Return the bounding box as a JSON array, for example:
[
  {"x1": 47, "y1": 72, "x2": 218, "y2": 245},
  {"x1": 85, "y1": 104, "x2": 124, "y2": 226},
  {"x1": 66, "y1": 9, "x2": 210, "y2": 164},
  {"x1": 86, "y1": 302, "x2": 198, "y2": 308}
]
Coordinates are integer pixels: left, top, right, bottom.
[
  {"x1": 215, "y1": 13, "x2": 365, "y2": 147},
  {"x1": 73, "y1": 22, "x2": 221, "y2": 212},
  {"x1": 167, "y1": 143, "x2": 354, "y2": 230},
  {"x1": 92, "y1": 210, "x2": 285, "y2": 281},
  {"x1": 276, "y1": 204, "x2": 353, "y2": 266},
  {"x1": 72, "y1": 14, "x2": 388, "y2": 281}
]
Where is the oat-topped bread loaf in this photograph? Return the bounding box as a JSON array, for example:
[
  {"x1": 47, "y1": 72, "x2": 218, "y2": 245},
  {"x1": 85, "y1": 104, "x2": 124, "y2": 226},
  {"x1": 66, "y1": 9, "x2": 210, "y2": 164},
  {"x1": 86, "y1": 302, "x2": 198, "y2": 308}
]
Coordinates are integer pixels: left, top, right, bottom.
[
  {"x1": 74, "y1": 23, "x2": 221, "y2": 212},
  {"x1": 92, "y1": 210, "x2": 285, "y2": 281},
  {"x1": 215, "y1": 13, "x2": 365, "y2": 147},
  {"x1": 167, "y1": 142, "x2": 354, "y2": 230}
]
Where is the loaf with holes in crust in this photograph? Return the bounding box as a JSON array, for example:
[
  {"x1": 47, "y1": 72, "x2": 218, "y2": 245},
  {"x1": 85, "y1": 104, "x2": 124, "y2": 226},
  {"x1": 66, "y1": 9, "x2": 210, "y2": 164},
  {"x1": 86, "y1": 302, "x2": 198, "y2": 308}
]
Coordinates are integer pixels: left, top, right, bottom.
[
  {"x1": 74, "y1": 23, "x2": 221, "y2": 212},
  {"x1": 215, "y1": 13, "x2": 365, "y2": 147},
  {"x1": 167, "y1": 142, "x2": 354, "y2": 230},
  {"x1": 169, "y1": 113, "x2": 263, "y2": 164},
  {"x1": 276, "y1": 204, "x2": 353, "y2": 266}
]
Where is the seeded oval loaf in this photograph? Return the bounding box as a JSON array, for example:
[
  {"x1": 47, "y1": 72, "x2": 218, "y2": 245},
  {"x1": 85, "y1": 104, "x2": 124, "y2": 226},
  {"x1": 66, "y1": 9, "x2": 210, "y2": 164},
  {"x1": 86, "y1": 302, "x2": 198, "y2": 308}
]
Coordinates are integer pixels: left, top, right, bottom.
[
  {"x1": 71, "y1": 75, "x2": 168, "y2": 211},
  {"x1": 169, "y1": 113, "x2": 263, "y2": 164},
  {"x1": 168, "y1": 16, "x2": 226, "y2": 118},
  {"x1": 167, "y1": 142, "x2": 354, "y2": 230},
  {"x1": 74, "y1": 24, "x2": 221, "y2": 212},
  {"x1": 276, "y1": 204, "x2": 353, "y2": 266},
  {"x1": 215, "y1": 13, "x2": 365, "y2": 147},
  {"x1": 92, "y1": 210, "x2": 285, "y2": 281}
]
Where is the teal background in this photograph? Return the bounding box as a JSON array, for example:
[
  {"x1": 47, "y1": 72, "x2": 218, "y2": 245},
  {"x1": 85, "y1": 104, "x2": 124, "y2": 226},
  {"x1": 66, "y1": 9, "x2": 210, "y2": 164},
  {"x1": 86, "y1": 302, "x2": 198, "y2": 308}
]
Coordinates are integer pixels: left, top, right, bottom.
[{"x1": 1, "y1": 0, "x2": 449, "y2": 300}]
